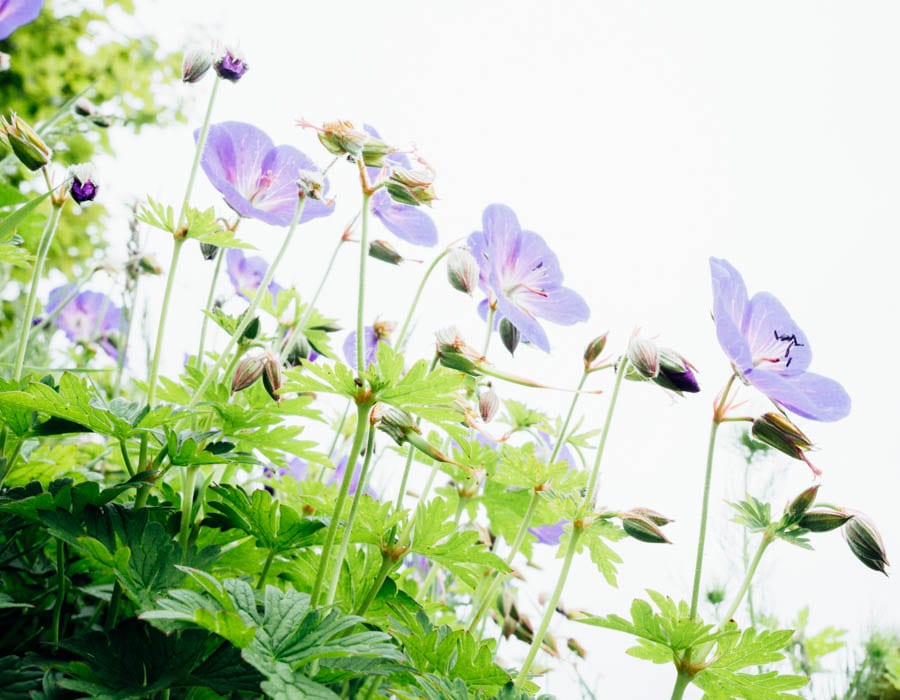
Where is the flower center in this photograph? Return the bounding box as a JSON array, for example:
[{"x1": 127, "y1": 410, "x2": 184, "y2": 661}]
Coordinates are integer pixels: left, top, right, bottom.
[
  {"x1": 249, "y1": 170, "x2": 274, "y2": 203},
  {"x1": 753, "y1": 329, "x2": 805, "y2": 369}
]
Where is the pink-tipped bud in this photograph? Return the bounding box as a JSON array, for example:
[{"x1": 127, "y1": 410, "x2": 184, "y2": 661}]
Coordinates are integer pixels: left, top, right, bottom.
[
  {"x1": 479, "y1": 389, "x2": 500, "y2": 422},
  {"x1": 369, "y1": 239, "x2": 404, "y2": 265},
  {"x1": 182, "y1": 46, "x2": 213, "y2": 83},
  {"x1": 752, "y1": 412, "x2": 817, "y2": 475},
  {"x1": 583, "y1": 333, "x2": 608, "y2": 368},
  {"x1": 262, "y1": 352, "x2": 283, "y2": 402},
  {"x1": 446, "y1": 248, "x2": 479, "y2": 295},
  {"x1": 629, "y1": 507, "x2": 674, "y2": 527},
  {"x1": 843, "y1": 513, "x2": 889, "y2": 575},
  {"x1": 232, "y1": 353, "x2": 266, "y2": 393},
  {"x1": 626, "y1": 334, "x2": 659, "y2": 379},
  {"x1": 787, "y1": 485, "x2": 820, "y2": 521}
]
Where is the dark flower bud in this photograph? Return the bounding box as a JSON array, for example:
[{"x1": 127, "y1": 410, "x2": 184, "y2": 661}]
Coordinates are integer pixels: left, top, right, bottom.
[
  {"x1": 751, "y1": 413, "x2": 816, "y2": 474},
  {"x1": 200, "y1": 242, "x2": 219, "y2": 261},
  {"x1": 583, "y1": 333, "x2": 608, "y2": 368},
  {"x1": 369, "y1": 239, "x2": 403, "y2": 265},
  {"x1": 262, "y1": 352, "x2": 283, "y2": 401},
  {"x1": 499, "y1": 318, "x2": 520, "y2": 356},
  {"x1": 626, "y1": 334, "x2": 659, "y2": 379},
  {"x1": 798, "y1": 507, "x2": 853, "y2": 533},
  {"x1": 213, "y1": 46, "x2": 248, "y2": 82},
  {"x1": 787, "y1": 484, "x2": 819, "y2": 522},
  {"x1": 621, "y1": 513, "x2": 671, "y2": 544},
  {"x1": 69, "y1": 164, "x2": 98, "y2": 204},
  {"x1": 843, "y1": 513, "x2": 889, "y2": 575},
  {"x1": 479, "y1": 388, "x2": 500, "y2": 422},
  {"x1": 73, "y1": 98, "x2": 96, "y2": 117},
  {"x1": 654, "y1": 348, "x2": 700, "y2": 394},
  {"x1": 240, "y1": 316, "x2": 261, "y2": 342},
  {"x1": 1, "y1": 112, "x2": 52, "y2": 170},
  {"x1": 232, "y1": 353, "x2": 266, "y2": 393},
  {"x1": 182, "y1": 46, "x2": 213, "y2": 83},
  {"x1": 447, "y1": 248, "x2": 479, "y2": 294},
  {"x1": 284, "y1": 333, "x2": 313, "y2": 366}
]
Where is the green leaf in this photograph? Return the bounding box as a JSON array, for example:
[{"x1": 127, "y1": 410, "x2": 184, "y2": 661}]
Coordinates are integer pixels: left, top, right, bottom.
[
  {"x1": 0, "y1": 188, "x2": 54, "y2": 242},
  {"x1": 572, "y1": 519, "x2": 626, "y2": 586}
]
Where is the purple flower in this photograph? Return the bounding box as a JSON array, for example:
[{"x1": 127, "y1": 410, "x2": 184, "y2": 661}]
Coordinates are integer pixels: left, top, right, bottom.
[
  {"x1": 529, "y1": 520, "x2": 566, "y2": 546},
  {"x1": 364, "y1": 125, "x2": 438, "y2": 247},
  {"x1": 710, "y1": 257, "x2": 850, "y2": 422},
  {"x1": 47, "y1": 285, "x2": 121, "y2": 359},
  {"x1": 225, "y1": 248, "x2": 282, "y2": 301},
  {"x1": 0, "y1": 0, "x2": 42, "y2": 40},
  {"x1": 213, "y1": 46, "x2": 248, "y2": 82},
  {"x1": 342, "y1": 321, "x2": 394, "y2": 370},
  {"x1": 198, "y1": 121, "x2": 333, "y2": 227},
  {"x1": 468, "y1": 204, "x2": 590, "y2": 352},
  {"x1": 69, "y1": 164, "x2": 97, "y2": 204}
]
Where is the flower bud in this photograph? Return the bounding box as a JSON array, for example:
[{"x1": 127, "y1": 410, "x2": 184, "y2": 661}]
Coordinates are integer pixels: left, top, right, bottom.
[
  {"x1": 360, "y1": 138, "x2": 393, "y2": 168},
  {"x1": 567, "y1": 638, "x2": 588, "y2": 659},
  {"x1": 626, "y1": 334, "x2": 659, "y2": 379},
  {"x1": 369, "y1": 239, "x2": 403, "y2": 265},
  {"x1": 374, "y1": 403, "x2": 465, "y2": 468},
  {"x1": 499, "y1": 318, "x2": 520, "y2": 356},
  {"x1": 138, "y1": 256, "x2": 162, "y2": 275},
  {"x1": 284, "y1": 333, "x2": 313, "y2": 366},
  {"x1": 182, "y1": 46, "x2": 213, "y2": 83},
  {"x1": 446, "y1": 248, "x2": 480, "y2": 295},
  {"x1": 629, "y1": 507, "x2": 674, "y2": 527},
  {"x1": 479, "y1": 388, "x2": 500, "y2": 422},
  {"x1": 317, "y1": 120, "x2": 369, "y2": 159},
  {"x1": 706, "y1": 586, "x2": 726, "y2": 605},
  {"x1": 798, "y1": 507, "x2": 853, "y2": 533},
  {"x1": 262, "y1": 352, "x2": 283, "y2": 402},
  {"x1": 787, "y1": 485, "x2": 820, "y2": 522},
  {"x1": 654, "y1": 348, "x2": 700, "y2": 394},
  {"x1": 843, "y1": 513, "x2": 889, "y2": 575},
  {"x1": 200, "y1": 242, "x2": 219, "y2": 261},
  {"x1": 385, "y1": 166, "x2": 437, "y2": 207},
  {"x1": 73, "y1": 98, "x2": 96, "y2": 117},
  {"x1": 1, "y1": 112, "x2": 52, "y2": 171},
  {"x1": 436, "y1": 326, "x2": 482, "y2": 376},
  {"x1": 68, "y1": 164, "x2": 98, "y2": 204},
  {"x1": 621, "y1": 513, "x2": 671, "y2": 544},
  {"x1": 232, "y1": 353, "x2": 266, "y2": 393},
  {"x1": 751, "y1": 412, "x2": 814, "y2": 461},
  {"x1": 583, "y1": 333, "x2": 608, "y2": 368},
  {"x1": 240, "y1": 316, "x2": 261, "y2": 342},
  {"x1": 297, "y1": 168, "x2": 325, "y2": 200},
  {"x1": 213, "y1": 45, "x2": 248, "y2": 82}
]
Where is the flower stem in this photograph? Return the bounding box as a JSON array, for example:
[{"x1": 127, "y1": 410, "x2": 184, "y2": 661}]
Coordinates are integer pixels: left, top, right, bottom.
[
  {"x1": 257, "y1": 549, "x2": 275, "y2": 590},
  {"x1": 310, "y1": 400, "x2": 370, "y2": 607},
  {"x1": 178, "y1": 466, "x2": 198, "y2": 555},
  {"x1": 356, "y1": 187, "x2": 372, "y2": 379},
  {"x1": 324, "y1": 423, "x2": 377, "y2": 606},
  {"x1": 584, "y1": 356, "x2": 628, "y2": 510},
  {"x1": 52, "y1": 539, "x2": 66, "y2": 644},
  {"x1": 12, "y1": 201, "x2": 64, "y2": 382},
  {"x1": 482, "y1": 305, "x2": 496, "y2": 357},
  {"x1": 395, "y1": 246, "x2": 452, "y2": 350},
  {"x1": 670, "y1": 671, "x2": 692, "y2": 700},
  {"x1": 195, "y1": 245, "x2": 225, "y2": 368},
  {"x1": 515, "y1": 527, "x2": 582, "y2": 689},
  {"x1": 719, "y1": 533, "x2": 772, "y2": 629},
  {"x1": 180, "y1": 77, "x2": 220, "y2": 227},
  {"x1": 356, "y1": 554, "x2": 395, "y2": 616}
]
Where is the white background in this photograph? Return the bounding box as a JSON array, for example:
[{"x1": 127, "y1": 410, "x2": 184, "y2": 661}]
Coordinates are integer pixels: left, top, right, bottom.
[{"x1": 96, "y1": 2, "x2": 900, "y2": 697}]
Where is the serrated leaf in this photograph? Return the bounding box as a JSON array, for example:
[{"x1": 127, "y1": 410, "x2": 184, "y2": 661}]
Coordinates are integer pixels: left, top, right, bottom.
[
  {"x1": 572, "y1": 519, "x2": 625, "y2": 586},
  {"x1": 0, "y1": 188, "x2": 54, "y2": 241}
]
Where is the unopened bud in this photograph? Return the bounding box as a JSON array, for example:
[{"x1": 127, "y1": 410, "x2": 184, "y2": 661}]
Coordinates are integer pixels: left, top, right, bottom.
[
  {"x1": 447, "y1": 248, "x2": 480, "y2": 295},
  {"x1": 567, "y1": 638, "x2": 588, "y2": 659},
  {"x1": 843, "y1": 513, "x2": 889, "y2": 575},
  {"x1": 621, "y1": 513, "x2": 671, "y2": 544},
  {"x1": 68, "y1": 164, "x2": 98, "y2": 204},
  {"x1": 583, "y1": 333, "x2": 608, "y2": 368},
  {"x1": 629, "y1": 507, "x2": 673, "y2": 527},
  {"x1": 240, "y1": 316, "x2": 261, "y2": 342},
  {"x1": 373, "y1": 404, "x2": 418, "y2": 444},
  {"x1": 798, "y1": 507, "x2": 853, "y2": 533},
  {"x1": 182, "y1": 47, "x2": 213, "y2": 83},
  {"x1": 1, "y1": 112, "x2": 52, "y2": 171},
  {"x1": 73, "y1": 98, "x2": 96, "y2": 117},
  {"x1": 261, "y1": 353, "x2": 283, "y2": 401},
  {"x1": 200, "y1": 242, "x2": 219, "y2": 261},
  {"x1": 232, "y1": 353, "x2": 266, "y2": 393},
  {"x1": 138, "y1": 256, "x2": 162, "y2": 275},
  {"x1": 787, "y1": 485, "x2": 820, "y2": 522},
  {"x1": 654, "y1": 348, "x2": 700, "y2": 394},
  {"x1": 751, "y1": 412, "x2": 814, "y2": 461},
  {"x1": 297, "y1": 168, "x2": 325, "y2": 200},
  {"x1": 706, "y1": 586, "x2": 726, "y2": 605},
  {"x1": 479, "y1": 389, "x2": 500, "y2": 422},
  {"x1": 499, "y1": 318, "x2": 520, "y2": 356},
  {"x1": 385, "y1": 166, "x2": 437, "y2": 206},
  {"x1": 317, "y1": 120, "x2": 369, "y2": 159},
  {"x1": 436, "y1": 326, "x2": 482, "y2": 376},
  {"x1": 626, "y1": 334, "x2": 659, "y2": 379},
  {"x1": 213, "y1": 45, "x2": 248, "y2": 82},
  {"x1": 369, "y1": 239, "x2": 403, "y2": 265},
  {"x1": 361, "y1": 138, "x2": 393, "y2": 168}
]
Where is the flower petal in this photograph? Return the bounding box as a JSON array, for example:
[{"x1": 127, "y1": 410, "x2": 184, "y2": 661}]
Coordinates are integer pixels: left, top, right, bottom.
[
  {"x1": 710, "y1": 258, "x2": 752, "y2": 371},
  {"x1": 494, "y1": 293, "x2": 550, "y2": 352},
  {"x1": 746, "y1": 369, "x2": 851, "y2": 422},
  {"x1": 371, "y1": 189, "x2": 437, "y2": 246},
  {"x1": 744, "y1": 291, "x2": 812, "y2": 374},
  {"x1": 0, "y1": 0, "x2": 43, "y2": 40}
]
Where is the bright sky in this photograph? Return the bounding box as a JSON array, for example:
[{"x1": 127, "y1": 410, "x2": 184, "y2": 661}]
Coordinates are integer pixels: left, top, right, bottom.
[{"x1": 98, "y1": 2, "x2": 900, "y2": 697}]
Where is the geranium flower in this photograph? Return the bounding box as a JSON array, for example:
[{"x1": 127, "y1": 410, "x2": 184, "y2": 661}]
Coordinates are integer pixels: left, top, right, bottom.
[
  {"x1": 468, "y1": 204, "x2": 590, "y2": 352},
  {"x1": 225, "y1": 249, "x2": 282, "y2": 301},
  {"x1": 710, "y1": 257, "x2": 850, "y2": 422},
  {"x1": 0, "y1": 0, "x2": 42, "y2": 40},
  {"x1": 46, "y1": 285, "x2": 121, "y2": 359},
  {"x1": 198, "y1": 121, "x2": 333, "y2": 227},
  {"x1": 364, "y1": 125, "x2": 438, "y2": 246},
  {"x1": 342, "y1": 320, "x2": 394, "y2": 370}
]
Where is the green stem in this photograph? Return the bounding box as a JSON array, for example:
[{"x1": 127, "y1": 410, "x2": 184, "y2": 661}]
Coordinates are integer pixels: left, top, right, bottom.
[
  {"x1": 257, "y1": 549, "x2": 275, "y2": 590},
  {"x1": 310, "y1": 401, "x2": 370, "y2": 606},
  {"x1": 719, "y1": 533, "x2": 772, "y2": 628},
  {"x1": 356, "y1": 554, "x2": 395, "y2": 616},
  {"x1": 188, "y1": 198, "x2": 306, "y2": 410},
  {"x1": 196, "y1": 245, "x2": 225, "y2": 368},
  {"x1": 670, "y1": 670, "x2": 692, "y2": 700},
  {"x1": 394, "y1": 246, "x2": 452, "y2": 350},
  {"x1": 180, "y1": 77, "x2": 220, "y2": 225},
  {"x1": 324, "y1": 423, "x2": 377, "y2": 606},
  {"x1": 52, "y1": 539, "x2": 66, "y2": 644},
  {"x1": 549, "y1": 371, "x2": 589, "y2": 464},
  {"x1": 584, "y1": 356, "x2": 629, "y2": 510},
  {"x1": 118, "y1": 439, "x2": 134, "y2": 477},
  {"x1": 515, "y1": 528, "x2": 582, "y2": 689},
  {"x1": 482, "y1": 305, "x2": 496, "y2": 357},
  {"x1": 13, "y1": 202, "x2": 64, "y2": 382},
  {"x1": 356, "y1": 188, "x2": 372, "y2": 379},
  {"x1": 326, "y1": 400, "x2": 351, "y2": 460},
  {"x1": 179, "y1": 466, "x2": 198, "y2": 555}
]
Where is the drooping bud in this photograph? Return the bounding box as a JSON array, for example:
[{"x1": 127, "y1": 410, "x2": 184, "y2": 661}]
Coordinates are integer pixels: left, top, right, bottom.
[
  {"x1": 213, "y1": 45, "x2": 248, "y2": 82},
  {"x1": 843, "y1": 513, "x2": 889, "y2": 575},
  {"x1": 479, "y1": 388, "x2": 500, "y2": 422},
  {"x1": 182, "y1": 46, "x2": 213, "y2": 83},
  {"x1": 620, "y1": 512, "x2": 671, "y2": 544},
  {"x1": 297, "y1": 168, "x2": 325, "y2": 200},
  {"x1": 68, "y1": 164, "x2": 98, "y2": 204},
  {"x1": 499, "y1": 318, "x2": 520, "y2": 356},
  {"x1": 369, "y1": 239, "x2": 403, "y2": 265},
  {"x1": 373, "y1": 403, "x2": 466, "y2": 468},
  {"x1": 751, "y1": 412, "x2": 817, "y2": 475},
  {"x1": 436, "y1": 326, "x2": 483, "y2": 376},
  {"x1": 261, "y1": 352, "x2": 283, "y2": 402},
  {"x1": 284, "y1": 333, "x2": 313, "y2": 367},
  {"x1": 626, "y1": 333, "x2": 659, "y2": 379},
  {"x1": 798, "y1": 507, "x2": 853, "y2": 533},
  {"x1": 628, "y1": 507, "x2": 674, "y2": 527},
  {"x1": 200, "y1": 242, "x2": 219, "y2": 261},
  {"x1": 787, "y1": 485, "x2": 820, "y2": 522},
  {"x1": 654, "y1": 348, "x2": 700, "y2": 394},
  {"x1": 706, "y1": 586, "x2": 726, "y2": 606},
  {"x1": 385, "y1": 166, "x2": 437, "y2": 207},
  {"x1": 232, "y1": 353, "x2": 266, "y2": 393},
  {"x1": 1, "y1": 112, "x2": 52, "y2": 171},
  {"x1": 446, "y1": 248, "x2": 480, "y2": 294},
  {"x1": 73, "y1": 98, "x2": 96, "y2": 117},
  {"x1": 583, "y1": 333, "x2": 608, "y2": 368}
]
